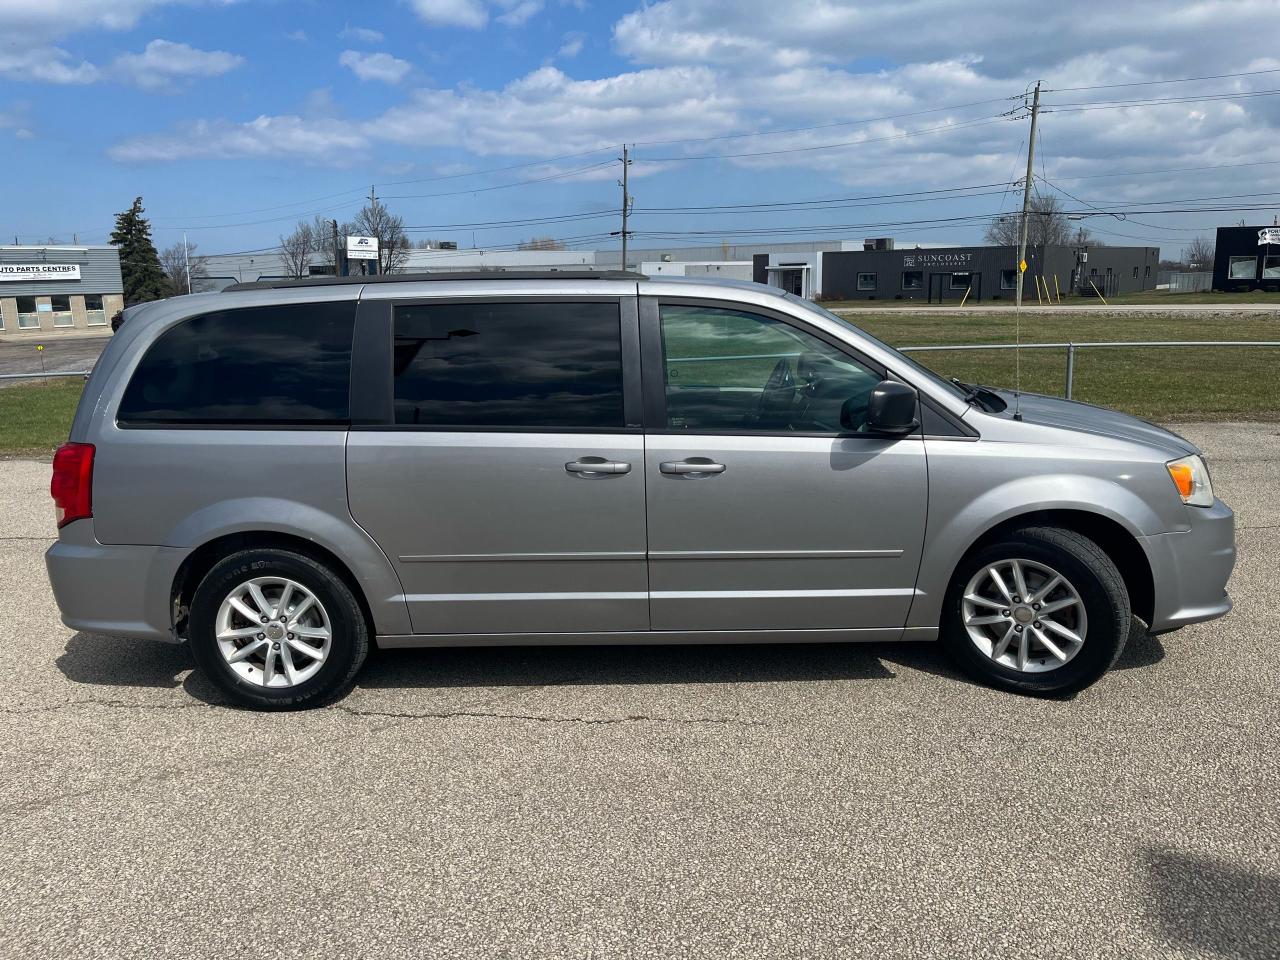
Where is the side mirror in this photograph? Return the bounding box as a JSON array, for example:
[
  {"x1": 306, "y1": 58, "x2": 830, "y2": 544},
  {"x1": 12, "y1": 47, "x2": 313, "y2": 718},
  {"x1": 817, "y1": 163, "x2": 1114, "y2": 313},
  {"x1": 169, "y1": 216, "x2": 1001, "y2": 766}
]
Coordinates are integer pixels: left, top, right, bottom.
[{"x1": 864, "y1": 380, "x2": 919, "y2": 436}]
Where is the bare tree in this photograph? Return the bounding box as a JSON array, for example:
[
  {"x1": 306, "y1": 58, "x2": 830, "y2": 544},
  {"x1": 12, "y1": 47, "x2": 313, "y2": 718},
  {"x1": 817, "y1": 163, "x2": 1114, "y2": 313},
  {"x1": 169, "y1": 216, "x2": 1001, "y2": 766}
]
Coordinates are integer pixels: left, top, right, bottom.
[
  {"x1": 311, "y1": 215, "x2": 338, "y2": 271},
  {"x1": 347, "y1": 198, "x2": 410, "y2": 274},
  {"x1": 158, "y1": 240, "x2": 209, "y2": 295},
  {"x1": 279, "y1": 220, "x2": 314, "y2": 279},
  {"x1": 517, "y1": 236, "x2": 567, "y2": 251},
  {"x1": 984, "y1": 195, "x2": 1083, "y2": 247},
  {"x1": 1182, "y1": 236, "x2": 1216, "y2": 269}
]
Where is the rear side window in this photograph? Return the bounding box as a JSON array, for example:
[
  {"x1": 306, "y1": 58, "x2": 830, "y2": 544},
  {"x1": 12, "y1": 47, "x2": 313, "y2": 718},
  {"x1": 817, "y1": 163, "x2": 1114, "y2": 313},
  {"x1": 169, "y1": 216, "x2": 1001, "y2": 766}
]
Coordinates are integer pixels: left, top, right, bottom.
[
  {"x1": 392, "y1": 301, "x2": 624, "y2": 429},
  {"x1": 118, "y1": 302, "x2": 355, "y2": 425}
]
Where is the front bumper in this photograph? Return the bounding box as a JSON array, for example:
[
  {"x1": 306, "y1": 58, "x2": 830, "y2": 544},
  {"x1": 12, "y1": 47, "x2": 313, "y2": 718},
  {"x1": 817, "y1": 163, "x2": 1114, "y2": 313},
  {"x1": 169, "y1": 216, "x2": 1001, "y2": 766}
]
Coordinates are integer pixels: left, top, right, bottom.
[
  {"x1": 44, "y1": 520, "x2": 186, "y2": 643},
  {"x1": 1141, "y1": 498, "x2": 1236, "y2": 632}
]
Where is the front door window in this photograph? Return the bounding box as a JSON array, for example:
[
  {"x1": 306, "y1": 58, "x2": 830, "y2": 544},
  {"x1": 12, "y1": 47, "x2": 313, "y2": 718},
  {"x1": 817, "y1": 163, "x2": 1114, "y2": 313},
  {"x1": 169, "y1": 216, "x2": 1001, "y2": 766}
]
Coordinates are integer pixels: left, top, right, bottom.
[{"x1": 660, "y1": 304, "x2": 882, "y2": 433}]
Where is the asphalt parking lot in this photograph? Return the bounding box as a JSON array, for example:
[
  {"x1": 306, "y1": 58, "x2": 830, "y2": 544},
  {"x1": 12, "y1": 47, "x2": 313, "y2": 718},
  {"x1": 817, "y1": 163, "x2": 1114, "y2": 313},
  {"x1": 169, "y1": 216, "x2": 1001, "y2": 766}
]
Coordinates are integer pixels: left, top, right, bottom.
[{"x1": 1, "y1": 423, "x2": 1277, "y2": 959}]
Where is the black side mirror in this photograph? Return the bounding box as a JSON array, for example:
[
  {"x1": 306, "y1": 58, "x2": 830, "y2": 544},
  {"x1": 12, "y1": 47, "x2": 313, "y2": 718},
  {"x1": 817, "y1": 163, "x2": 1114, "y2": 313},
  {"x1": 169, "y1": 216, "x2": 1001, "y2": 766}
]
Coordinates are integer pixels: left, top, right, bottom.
[{"x1": 864, "y1": 380, "x2": 919, "y2": 436}]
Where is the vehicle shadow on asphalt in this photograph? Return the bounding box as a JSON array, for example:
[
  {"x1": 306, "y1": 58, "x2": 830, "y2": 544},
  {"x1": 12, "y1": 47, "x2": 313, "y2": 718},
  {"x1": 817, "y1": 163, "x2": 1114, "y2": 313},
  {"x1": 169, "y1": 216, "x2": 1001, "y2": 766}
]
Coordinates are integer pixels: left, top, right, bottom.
[
  {"x1": 1144, "y1": 847, "x2": 1280, "y2": 959},
  {"x1": 54, "y1": 626, "x2": 1166, "y2": 706}
]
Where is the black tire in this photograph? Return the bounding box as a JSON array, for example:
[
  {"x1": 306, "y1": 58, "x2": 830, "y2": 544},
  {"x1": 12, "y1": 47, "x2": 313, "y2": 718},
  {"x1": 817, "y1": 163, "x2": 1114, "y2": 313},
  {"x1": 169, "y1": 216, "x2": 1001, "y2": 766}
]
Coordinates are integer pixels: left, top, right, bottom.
[
  {"x1": 188, "y1": 549, "x2": 369, "y2": 710},
  {"x1": 940, "y1": 526, "x2": 1131, "y2": 697}
]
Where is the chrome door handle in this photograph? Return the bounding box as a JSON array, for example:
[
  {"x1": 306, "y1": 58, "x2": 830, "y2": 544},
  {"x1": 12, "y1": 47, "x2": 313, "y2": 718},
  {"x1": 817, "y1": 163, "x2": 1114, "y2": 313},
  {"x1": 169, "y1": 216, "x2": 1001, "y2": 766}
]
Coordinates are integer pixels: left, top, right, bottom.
[
  {"x1": 660, "y1": 459, "x2": 726, "y2": 476},
  {"x1": 565, "y1": 458, "x2": 631, "y2": 477}
]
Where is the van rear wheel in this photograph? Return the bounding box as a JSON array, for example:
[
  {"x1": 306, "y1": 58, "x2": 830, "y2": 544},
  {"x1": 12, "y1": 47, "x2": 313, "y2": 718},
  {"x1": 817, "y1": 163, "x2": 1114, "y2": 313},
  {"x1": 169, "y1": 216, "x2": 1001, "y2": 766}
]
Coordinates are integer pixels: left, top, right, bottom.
[
  {"x1": 940, "y1": 526, "x2": 1131, "y2": 696},
  {"x1": 188, "y1": 549, "x2": 369, "y2": 710}
]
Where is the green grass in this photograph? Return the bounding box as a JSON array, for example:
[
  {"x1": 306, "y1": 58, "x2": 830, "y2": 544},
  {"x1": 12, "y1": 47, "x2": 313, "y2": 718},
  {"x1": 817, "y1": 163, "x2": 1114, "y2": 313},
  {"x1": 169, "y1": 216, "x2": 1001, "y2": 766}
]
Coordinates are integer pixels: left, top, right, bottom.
[
  {"x1": 846, "y1": 311, "x2": 1280, "y2": 421},
  {"x1": 824, "y1": 289, "x2": 1280, "y2": 308},
  {"x1": 0, "y1": 379, "x2": 83, "y2": 457}
]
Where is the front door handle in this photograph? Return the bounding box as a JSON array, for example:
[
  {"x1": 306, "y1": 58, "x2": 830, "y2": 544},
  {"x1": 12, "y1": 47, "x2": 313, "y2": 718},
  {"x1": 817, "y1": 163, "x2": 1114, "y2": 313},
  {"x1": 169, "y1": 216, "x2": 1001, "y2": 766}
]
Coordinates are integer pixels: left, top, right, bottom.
[
  {"x1": 566, "y1": 458, "x2": 631, "y2": 477},
  {"x1": 660, "y1": 459, "x2": 726, "y2": 476}
]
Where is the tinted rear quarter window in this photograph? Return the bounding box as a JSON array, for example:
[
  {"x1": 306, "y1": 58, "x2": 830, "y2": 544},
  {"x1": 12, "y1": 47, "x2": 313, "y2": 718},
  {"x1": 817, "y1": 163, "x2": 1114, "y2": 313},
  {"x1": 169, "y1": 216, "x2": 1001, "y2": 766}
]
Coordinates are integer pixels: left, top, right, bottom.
[
  {"x1": 392, "y1": 301, "x2": 623, "y2": 429},
  {"x1": 118, "y1": 302, "x2": 356, "y2": 425}
]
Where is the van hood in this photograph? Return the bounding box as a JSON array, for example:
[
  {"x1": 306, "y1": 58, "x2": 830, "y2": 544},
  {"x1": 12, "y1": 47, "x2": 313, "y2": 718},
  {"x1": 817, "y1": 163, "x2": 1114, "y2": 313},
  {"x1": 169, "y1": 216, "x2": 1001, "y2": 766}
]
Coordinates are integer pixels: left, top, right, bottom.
[{"x1": 987, "y1": 390, "x2": 1199, "y2": 456}]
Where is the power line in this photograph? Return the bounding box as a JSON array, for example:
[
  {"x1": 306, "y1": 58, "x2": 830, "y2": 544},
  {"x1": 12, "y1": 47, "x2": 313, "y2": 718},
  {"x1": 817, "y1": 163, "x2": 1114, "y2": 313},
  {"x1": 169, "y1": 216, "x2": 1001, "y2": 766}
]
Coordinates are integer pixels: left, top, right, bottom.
[
  {"x1": 1043, "y1": 67, "x2": 1280, "y2": 93},
  {"x1": 636, "y1": 114, "x2": 1018, "y2": 162},
  {"x1": 630, "y1": 95, "x2": 1022, "y2": 148},
  {"x1": 1042, "y1": 88, "x2": 1280, "y2": 113}
]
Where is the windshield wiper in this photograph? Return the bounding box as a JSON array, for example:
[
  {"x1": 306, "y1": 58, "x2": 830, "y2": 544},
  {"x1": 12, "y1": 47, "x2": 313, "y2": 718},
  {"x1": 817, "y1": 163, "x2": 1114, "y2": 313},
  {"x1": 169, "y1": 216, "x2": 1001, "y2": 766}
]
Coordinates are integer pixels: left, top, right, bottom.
[{"x1": 950, "y1": 378, "x2": 1005, "y2": 412}]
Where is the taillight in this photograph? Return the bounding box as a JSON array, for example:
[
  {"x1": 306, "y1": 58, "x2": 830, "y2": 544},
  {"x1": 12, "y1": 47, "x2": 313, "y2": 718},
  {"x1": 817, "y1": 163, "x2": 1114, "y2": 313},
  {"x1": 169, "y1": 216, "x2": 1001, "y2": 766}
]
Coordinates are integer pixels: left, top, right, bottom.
[{"x1": 51, "y1": 442, "x2": 94, "y2": 529}]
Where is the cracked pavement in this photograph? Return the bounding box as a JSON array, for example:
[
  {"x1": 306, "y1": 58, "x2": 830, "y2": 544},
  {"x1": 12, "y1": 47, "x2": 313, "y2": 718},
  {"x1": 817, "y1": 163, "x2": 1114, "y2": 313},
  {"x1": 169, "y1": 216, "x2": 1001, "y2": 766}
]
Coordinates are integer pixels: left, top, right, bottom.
[{"x1": 1, "y1": 423, "x2": 1278, "y2": 959}]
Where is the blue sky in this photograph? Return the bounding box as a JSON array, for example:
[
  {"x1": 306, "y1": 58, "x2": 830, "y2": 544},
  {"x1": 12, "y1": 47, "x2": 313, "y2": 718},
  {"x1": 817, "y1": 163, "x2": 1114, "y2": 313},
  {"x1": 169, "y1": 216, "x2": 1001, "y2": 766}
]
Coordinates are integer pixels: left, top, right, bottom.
[{"x1": 3, "y1": 0, "x2": 1280, "y2": 259}]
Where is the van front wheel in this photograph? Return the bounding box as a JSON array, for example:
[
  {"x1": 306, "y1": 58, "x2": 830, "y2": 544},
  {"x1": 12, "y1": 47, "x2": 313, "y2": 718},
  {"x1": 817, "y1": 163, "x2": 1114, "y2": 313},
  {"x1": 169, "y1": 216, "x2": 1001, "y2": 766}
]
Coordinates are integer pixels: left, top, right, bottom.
[
  {"x1": 188, "y1": 549, "x2": 369, "y2": 710},
  {"x1": 940, "y1": 526, "x2": 1131, "y2": 696}
]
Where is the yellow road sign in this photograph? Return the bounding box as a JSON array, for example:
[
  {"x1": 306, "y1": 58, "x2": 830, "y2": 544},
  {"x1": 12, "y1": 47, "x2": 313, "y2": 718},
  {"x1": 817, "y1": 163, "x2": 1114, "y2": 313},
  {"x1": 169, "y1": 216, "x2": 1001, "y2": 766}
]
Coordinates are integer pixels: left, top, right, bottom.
[{"x1": 1019, "y1": 259, "x2": 1028, "y2": 273}]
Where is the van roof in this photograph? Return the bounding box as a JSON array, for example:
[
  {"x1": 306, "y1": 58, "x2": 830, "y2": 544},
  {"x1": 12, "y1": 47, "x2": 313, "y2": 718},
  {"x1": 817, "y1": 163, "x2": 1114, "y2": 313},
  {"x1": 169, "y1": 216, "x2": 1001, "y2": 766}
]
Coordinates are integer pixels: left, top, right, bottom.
[{"x1": 223, "y1": 270, "x2": 647, "y2": 292}]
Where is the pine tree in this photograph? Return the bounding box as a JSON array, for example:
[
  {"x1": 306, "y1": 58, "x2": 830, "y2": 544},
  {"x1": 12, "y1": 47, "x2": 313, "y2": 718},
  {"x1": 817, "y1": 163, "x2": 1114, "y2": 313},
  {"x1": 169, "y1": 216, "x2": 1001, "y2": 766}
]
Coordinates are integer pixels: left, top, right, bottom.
[{"x1": 110, "y1": 197, "x2": 169, "y2": 305}]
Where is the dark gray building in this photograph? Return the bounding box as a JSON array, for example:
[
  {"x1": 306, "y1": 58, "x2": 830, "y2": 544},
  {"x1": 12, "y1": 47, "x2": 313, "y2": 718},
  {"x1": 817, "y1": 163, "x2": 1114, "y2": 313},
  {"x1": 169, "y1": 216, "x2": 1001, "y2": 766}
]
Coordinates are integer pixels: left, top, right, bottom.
[
  {"x1": 1212, "y1": 225, "x2": 1280, "y2": 292},
  {"x1": 820, "y1": 242, "x2": 1159, "y2": 302},
  {"x1": 0, "y1": 246, "x2": 124, "y2": 335}
]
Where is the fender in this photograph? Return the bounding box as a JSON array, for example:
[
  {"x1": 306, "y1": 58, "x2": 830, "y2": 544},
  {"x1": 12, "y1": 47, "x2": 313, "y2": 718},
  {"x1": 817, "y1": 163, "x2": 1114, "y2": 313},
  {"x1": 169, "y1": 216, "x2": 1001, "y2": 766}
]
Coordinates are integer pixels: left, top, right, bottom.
[
  {"x1": 166, "y1": 496, "x2": 412, "y2": 637},
  {"x1": 909, "y1": 472, "x2": 1164, "y2": 629}
]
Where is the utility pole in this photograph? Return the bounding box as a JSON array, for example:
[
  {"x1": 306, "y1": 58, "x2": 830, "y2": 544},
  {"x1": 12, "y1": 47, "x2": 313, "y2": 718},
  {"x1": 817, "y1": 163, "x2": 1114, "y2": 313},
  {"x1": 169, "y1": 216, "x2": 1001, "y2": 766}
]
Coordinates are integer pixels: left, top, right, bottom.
[
  {"x1": 182, "y1": 231, "x2": 192, "y2": 294},
  {"x1": 1015, "y1": 81, "x2": 1041, "y2": 312},
  {"x1": 367, "y1": 184, "x2": 379, "y2": 276},
  {"x1": 331, "y1": 219, "x2": 343, "y2": 277},
  {"x1": 619, "y1": 144, "x2": 632, "y2": 270}
]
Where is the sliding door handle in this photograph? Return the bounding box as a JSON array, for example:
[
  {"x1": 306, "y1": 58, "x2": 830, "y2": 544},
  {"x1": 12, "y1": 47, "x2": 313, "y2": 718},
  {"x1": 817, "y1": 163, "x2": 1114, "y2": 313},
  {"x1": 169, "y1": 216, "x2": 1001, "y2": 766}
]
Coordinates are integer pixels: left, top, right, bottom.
[
  {"x1": 566, "y1": 458, "x2": 631, "y2": 477},
  {"x1": 660, "y1": 459, "x2": 726, "y2": 476}
]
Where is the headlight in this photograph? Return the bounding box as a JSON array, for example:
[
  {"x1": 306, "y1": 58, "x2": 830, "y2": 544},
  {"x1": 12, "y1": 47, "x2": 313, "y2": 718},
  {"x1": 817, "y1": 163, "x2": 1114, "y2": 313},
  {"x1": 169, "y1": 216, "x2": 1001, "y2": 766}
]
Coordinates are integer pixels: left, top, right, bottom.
[{"x1": 1166, "y1": 455, "x2": 1214, "y2": 507}]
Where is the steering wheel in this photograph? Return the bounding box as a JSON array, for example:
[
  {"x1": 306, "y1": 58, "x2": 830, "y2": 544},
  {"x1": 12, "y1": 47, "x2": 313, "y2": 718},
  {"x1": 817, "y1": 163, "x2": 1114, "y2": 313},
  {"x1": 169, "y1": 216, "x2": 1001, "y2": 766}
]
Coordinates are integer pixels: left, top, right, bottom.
[{"x1": 754, "y1": 357, "x2": 796, "y2": 428}]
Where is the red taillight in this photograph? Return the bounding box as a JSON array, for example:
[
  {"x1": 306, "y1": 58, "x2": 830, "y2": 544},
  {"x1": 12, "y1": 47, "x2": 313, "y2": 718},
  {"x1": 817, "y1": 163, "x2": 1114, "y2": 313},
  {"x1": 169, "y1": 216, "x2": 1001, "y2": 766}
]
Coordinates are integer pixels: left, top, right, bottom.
[{"x1": 51, "y1": 442, "x2": 94, "y2": 529}]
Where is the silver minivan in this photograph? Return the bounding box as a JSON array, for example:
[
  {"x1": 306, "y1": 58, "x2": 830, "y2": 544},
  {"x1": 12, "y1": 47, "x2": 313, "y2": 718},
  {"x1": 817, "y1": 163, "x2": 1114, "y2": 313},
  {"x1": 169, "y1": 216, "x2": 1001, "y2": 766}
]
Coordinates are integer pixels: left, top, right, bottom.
[{"x1": 46, "y1": 273, "x2": 1235, "y2": 709}]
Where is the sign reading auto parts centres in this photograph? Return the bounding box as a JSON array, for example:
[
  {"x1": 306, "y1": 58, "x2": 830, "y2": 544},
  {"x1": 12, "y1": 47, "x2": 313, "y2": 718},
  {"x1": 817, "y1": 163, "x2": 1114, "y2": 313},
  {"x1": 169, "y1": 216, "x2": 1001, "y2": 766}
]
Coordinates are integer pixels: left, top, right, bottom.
[{"x1": 0, "y1": 263, "x2": 82, "y2": 281}]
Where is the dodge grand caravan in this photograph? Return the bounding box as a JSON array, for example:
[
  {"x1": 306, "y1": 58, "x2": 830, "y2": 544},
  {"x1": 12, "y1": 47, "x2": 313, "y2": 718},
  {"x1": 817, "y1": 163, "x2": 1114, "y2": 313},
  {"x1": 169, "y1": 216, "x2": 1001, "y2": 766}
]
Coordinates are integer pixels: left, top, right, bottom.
[{"x1": 46, "y1": 272, "x2": 1235, "y2": 709}]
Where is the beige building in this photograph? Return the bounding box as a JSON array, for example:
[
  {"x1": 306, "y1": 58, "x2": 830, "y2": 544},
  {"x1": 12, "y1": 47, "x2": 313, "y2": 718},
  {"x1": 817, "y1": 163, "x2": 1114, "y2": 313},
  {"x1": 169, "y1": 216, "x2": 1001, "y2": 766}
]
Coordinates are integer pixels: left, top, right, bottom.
[{"x1": 0, "y1": 246, "x2": 124, "y2": 336}]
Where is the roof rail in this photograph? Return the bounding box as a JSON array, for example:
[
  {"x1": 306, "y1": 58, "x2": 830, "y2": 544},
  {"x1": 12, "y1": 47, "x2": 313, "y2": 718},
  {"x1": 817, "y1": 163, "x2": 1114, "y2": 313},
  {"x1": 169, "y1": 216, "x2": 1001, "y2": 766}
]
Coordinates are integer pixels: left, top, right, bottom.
[{"x1": 222, "y1": 269, "x2": 645, "y2": 292}]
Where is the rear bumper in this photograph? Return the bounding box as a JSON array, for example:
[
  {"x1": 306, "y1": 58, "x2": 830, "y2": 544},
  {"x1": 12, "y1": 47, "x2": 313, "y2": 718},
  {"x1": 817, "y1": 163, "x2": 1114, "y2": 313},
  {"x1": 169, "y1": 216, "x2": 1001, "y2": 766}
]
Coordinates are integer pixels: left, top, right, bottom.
[
  {"x1": 1142, "y1": 498, "x2": 1236, "y2": 632},
  {"x1": 44, "y1": 520, "x2": 185, "y2": 643}
]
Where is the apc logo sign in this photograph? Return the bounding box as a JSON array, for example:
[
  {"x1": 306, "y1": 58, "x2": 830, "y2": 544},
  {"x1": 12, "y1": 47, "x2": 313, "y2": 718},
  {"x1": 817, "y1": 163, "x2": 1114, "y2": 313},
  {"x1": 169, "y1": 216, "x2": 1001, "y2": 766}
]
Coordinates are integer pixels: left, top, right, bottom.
[{"x1": 346, "y1": 235, "x2": 379, "y2": 260}]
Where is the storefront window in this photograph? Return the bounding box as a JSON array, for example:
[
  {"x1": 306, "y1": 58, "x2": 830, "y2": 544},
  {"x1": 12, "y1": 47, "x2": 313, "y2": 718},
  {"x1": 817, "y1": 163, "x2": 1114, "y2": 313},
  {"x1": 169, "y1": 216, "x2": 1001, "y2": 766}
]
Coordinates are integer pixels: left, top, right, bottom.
[
  {"x1": 949, "y1": 272, "x2": 972, "y2": 290},
  {"x1": 1262, "y1": 256, "x2": 1280, "y2": 280},
  {"x1": 901, "y1": 270, "x2": 922, "y2": 290},
  {"x1": 51, "y1": 295, "x2": 73, "y2": 326},
  {"x1": 1229, "y1": 256, "x2": 1257, "y2": 280},
  {"x1": 85, "y1": 294, "x2": 107, "y2": 325},
  {"x1": 856, "y1": 272, "x2": 877, "y2": 291},
  {"x1": 17, "y1": 296, "x2": 40, "y2": 328},
  {"x1": 1000, "y1": 269, "x2": 1017, "y2": 289}
]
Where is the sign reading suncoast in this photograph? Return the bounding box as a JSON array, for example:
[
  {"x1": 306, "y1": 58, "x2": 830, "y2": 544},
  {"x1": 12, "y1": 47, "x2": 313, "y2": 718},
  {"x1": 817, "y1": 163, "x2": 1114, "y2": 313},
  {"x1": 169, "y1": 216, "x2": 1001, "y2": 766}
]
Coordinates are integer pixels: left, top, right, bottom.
[{"x1": 0, "y1": 263, "x2": 82, "y2": 281}]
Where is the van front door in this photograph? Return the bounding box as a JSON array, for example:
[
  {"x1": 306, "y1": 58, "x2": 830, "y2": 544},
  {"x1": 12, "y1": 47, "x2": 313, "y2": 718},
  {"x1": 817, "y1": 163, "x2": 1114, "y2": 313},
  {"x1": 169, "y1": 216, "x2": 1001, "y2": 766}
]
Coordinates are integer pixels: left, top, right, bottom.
[
  {"x1": 642, "y1": 300, "x2": 928, "y2": 635},
  {"x1": 347, "y1": 297, "x2": 648, "y2": 637}
]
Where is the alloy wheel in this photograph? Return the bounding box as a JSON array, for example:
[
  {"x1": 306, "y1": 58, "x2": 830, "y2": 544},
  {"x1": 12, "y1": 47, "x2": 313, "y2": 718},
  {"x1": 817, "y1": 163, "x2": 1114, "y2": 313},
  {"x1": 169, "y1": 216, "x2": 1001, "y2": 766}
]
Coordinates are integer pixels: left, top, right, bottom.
[
  {"x1": 214, "y1": 577, "x2": 332, "y2": 688},
  {"x1": 961, "y1": 558, "x2": 1088, "y2": 673}
]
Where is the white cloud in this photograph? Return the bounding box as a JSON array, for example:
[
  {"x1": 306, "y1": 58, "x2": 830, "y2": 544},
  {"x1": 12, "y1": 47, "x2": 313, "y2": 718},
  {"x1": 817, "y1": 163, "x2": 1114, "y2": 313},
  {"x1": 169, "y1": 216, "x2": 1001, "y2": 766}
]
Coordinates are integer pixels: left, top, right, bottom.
[
  {"x1": 558, "y1": 31, "x2": 585, "y2": 58},
  {"x1": 406, "y1": 0, "x2": 549, "y2": 29},
  {"x1": 339, "y1": 25, "x2": 385, "y2": 43},
  {"x1": 339, "y1": 50, "x2": 412, "y2": 84},
  {"x1": 0, "y1": 47, "x2": 99, "y2": 84},
  {"x1": 408, "y1": 0, "x2": 489, "y2": 29},
  {"x1": 113, "y1": 39, "x2": 243, "y2": 91},
  {"x1": 284, "y1": 29, "x2": 309, "y2": 42},
  {"x1": 497, "y1": 0, "x2": 543, "y2": 27},
  {"x1": 109, "y1": 115, "x2": 368, "y2": 163},
  {"x1": 0, "y1": 1, "x2": 241, "y2": 85},
  {"x1": 15, "y1": 128, "x2": 36, "y2": 140}
]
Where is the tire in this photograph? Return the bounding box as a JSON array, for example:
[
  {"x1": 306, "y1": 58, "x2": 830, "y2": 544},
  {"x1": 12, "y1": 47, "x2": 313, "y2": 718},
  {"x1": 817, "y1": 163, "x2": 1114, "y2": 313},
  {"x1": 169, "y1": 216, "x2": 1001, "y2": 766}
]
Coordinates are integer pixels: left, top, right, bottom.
[
  {"x1": 188, "y1": 548, "x2": 370, "y2": 710},
  {"x1": 940, "y1": 526, "x2": 1131, "y2": 697}
]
